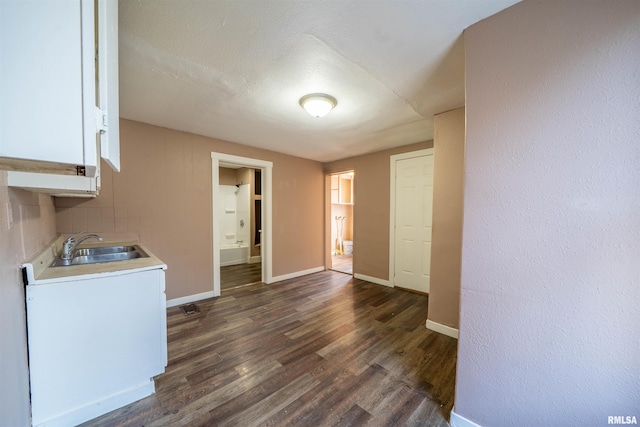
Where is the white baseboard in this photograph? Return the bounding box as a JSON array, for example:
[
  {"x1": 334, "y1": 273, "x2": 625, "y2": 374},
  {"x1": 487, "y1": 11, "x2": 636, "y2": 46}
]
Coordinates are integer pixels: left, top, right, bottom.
[
  {"x1": 35, "y1": 380, "x2": 155, "y2": 427},
  {"x1": 270, "y1": 266, "x2": 324, "y2": 283},
  {"x1": 354, "y1": 273, "x2": 392, "y2": 287},
  {"x1": 249, "y1": 256, "x2": 261, "y2": 264},
  {"x1": 450, "y1": 409, "x2": 483, "y2": 427},
  {"x1": 167, "y1": 291, "x2": 215, "y2": 308},
  {"x1": 426, "y1": 319, "x2": 459, "y2": 339},
  {"x1": 220, "y1": 260, "x2": 245, "y2": 267},
  {"x1": 168, "y1": 266, "x2": 323, "y2": 305}
]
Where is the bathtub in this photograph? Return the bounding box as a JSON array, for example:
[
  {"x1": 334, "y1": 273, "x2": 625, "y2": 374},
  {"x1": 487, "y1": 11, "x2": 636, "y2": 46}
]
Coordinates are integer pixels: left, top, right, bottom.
[{"x1": 220, "y1": 243, "x2": 249, "y2": 266}]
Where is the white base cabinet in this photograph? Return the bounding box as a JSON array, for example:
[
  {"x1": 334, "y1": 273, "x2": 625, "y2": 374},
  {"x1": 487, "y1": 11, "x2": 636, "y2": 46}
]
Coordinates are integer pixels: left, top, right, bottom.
[{"x1": 26, "y1": 269, "x2": 167, "y2": 427}]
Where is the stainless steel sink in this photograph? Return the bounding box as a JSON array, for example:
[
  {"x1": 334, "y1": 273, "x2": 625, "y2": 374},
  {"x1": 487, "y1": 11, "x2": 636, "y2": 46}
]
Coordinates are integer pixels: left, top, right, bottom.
[
  {"x1": 51, "y1": 245, "x2": 149, "y2": 267},
  {"x1": 73, "y1": 245, "x2": 138, "y2": 256}
]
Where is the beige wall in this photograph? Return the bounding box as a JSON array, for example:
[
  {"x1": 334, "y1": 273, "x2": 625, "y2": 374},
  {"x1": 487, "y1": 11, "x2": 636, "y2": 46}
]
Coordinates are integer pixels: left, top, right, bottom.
[
  {"x1": 236, "y1": 168, "x2": 252, "y2": 188},
  {"x1": 428, "y1": 108, "x2": 465, "y2": 330},
  {"x1": 219, "y1": 167, "x2": 237, "y2": 186},
  {"x1": 324, "y1": 141, "x2": 432, "y2": 281},
  {"x1": 0, "y1": 172, "x2": 58, "y2": 426},
  {"x1": 456, "y1": 1, "x2": 640, "y2": 425},
  {"x1": 56, "y1": 120, "x2": 324, "y2": 300}
]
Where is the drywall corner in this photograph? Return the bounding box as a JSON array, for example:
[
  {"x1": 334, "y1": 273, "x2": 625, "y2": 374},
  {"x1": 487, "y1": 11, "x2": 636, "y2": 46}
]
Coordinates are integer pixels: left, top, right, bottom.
[{"x1": 428, "y1": 107, "x2": 464, "y2": 330}]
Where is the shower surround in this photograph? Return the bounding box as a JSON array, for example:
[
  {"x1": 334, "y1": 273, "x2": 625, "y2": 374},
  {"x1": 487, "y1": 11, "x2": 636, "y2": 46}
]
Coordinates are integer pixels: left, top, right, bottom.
[{"x1": 219, "y1": 184, "x2": 250, "y2": 266}]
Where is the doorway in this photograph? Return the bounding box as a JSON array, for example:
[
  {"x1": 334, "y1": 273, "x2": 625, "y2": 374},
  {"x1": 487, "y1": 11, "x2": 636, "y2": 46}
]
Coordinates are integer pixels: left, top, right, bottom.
[
  {"x1": 328, "y1": 171, "x2": 354, "y2": 275},
  {"x1": 211, "y1": 152, "x2": 273, "y2": 297},
  {"x1": 389, "y1": 149, "x2": 434, "y2": 293},
  {"x1": 218, "y1": 166, "x2": 263, "y2": 291}
]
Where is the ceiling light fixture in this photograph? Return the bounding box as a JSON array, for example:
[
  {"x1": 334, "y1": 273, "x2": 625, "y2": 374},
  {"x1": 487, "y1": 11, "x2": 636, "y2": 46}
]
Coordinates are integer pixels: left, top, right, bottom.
[{"x1": 299, "y1": 93, "x2": 337, "y2": 118}]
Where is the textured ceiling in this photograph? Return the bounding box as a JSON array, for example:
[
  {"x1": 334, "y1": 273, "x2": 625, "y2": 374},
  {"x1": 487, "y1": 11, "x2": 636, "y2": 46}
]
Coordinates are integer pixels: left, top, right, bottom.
[{"x1": 119, "y1": 0, "x2": 519, "y2": 162}]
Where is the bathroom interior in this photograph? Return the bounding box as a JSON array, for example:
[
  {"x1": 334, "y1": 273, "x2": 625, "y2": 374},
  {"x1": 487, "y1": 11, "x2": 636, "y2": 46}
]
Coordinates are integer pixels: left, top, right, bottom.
[
  {"x1": 329, "y1": 171, "x2": 354, "y2": 275},
  {"x1": 219, "y1": 166, "x2": 262, "y2": 290}
]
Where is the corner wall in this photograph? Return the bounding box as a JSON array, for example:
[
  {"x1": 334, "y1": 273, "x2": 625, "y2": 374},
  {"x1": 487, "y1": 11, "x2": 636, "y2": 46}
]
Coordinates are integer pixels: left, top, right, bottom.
[
  {"x1": 0, "y1": 172, "x2": 58, "y2": 426},
  {"x1": 428, "y1": 107, "x2": 464, "y2": 332},
  {"x1": 456, "y1": 1, "x2": 640, "y2": 425},
  {"x1": 55, "y1": 120, "x2": 324, "y2": 300}
]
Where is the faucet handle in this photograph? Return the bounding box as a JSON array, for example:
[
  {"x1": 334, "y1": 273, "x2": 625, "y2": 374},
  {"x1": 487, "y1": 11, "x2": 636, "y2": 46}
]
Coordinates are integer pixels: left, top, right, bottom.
[
  {"x1": 69, "y1": 231, "x2": 85, "y2": 239},
  {"x1": 65, "y1": 231, "x2": 85, "y2": 242}
]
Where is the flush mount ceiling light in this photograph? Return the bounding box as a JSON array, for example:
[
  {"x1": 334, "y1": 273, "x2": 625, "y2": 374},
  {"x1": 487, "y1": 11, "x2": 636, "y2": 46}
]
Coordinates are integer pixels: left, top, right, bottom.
[{"x1": 299, "y1": 93, "x2": 337, "y2": 118}]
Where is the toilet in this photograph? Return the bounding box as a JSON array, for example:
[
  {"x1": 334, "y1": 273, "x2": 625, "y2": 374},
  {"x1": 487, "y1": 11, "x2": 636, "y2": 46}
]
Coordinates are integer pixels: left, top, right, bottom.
[{"x1": 343, "y1": 240, "x2": 353, "y2": 255}]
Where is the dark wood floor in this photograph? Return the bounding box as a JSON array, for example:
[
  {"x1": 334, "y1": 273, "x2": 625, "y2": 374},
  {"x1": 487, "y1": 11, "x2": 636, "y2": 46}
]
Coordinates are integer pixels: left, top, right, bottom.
[
  {"x1": 331, "y1": 254, "x2": 353, "y2": 275},
  {"x1": 221, "y1": 262, "x2": 262, "y2": 291},
  {"x1": 81, "y1": 270, "x2": 457, "y2": 427}
]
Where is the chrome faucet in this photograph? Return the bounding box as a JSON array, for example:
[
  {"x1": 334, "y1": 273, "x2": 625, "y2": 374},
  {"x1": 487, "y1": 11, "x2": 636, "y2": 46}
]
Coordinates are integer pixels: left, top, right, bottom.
[{"x1": 60, "y1": 232, "x2": 103, "y2": 260}]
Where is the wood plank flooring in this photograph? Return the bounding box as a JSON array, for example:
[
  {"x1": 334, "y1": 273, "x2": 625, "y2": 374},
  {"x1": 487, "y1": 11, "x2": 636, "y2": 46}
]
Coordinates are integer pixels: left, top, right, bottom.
[
  {"x1": 81, "y1": 270, "x2": 457, "y2": 427},
  {"x1": 331, "y1": 254, "x2": 353, "y2": 275},
  {"x1": 221, "y1": 262, "x2": 262, "y2": 291}
]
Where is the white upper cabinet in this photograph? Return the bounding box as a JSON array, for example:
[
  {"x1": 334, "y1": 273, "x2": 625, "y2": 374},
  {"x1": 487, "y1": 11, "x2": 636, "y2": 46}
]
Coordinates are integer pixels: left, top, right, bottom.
[
  {"x1": 0, "y1": 0, "x2": 120, "y2": 190},
  {"x1": 98, "y1": 0, "x2": 120, "y2": 172}
]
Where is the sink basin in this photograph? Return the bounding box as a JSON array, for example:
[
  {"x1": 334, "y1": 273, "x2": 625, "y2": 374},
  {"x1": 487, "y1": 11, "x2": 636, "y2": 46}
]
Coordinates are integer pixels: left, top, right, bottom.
[
  {"x1": 51, "y1": 245, "x2": 149, "y2": 267},
  {"x1": 73, "y1": 245, "x2": 138, "y2": 256}
]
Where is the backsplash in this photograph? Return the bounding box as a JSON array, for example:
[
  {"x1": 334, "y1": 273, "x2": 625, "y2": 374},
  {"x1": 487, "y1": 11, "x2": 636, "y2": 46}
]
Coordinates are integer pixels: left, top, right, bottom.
[
  {"x1": 55, "y1": 205, "x2": 159, "y2": 247},
  {"x1": 1, "y1": 176, "x2": 58, "y2": 260}
]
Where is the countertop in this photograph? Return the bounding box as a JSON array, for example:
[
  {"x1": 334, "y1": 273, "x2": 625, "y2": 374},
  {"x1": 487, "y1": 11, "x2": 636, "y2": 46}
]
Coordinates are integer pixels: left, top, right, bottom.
[{"x1": 23, "y1": 234, "x2": 167, "y2": 285}]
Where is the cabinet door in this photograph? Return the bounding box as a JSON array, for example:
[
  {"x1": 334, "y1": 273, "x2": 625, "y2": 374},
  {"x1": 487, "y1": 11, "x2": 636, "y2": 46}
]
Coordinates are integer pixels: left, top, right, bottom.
[
  {"x1": 0, "y1": 0, "x2": 97, "y2": 175},
  {"x1": 98, "y1": 0, "x2": 120, "y2": 172},
  {"x1": 27, "y1": 269, "x2": 167, "y2": 426}
]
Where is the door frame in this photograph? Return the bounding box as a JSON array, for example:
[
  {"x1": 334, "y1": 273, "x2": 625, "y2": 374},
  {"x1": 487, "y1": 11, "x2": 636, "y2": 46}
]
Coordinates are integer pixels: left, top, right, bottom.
[
  {"x1": 211, "y1": 152, "x2": 273, "y2": 297},
  {"x1": 389, "y1": 148, "x2": 434, "y2": 288}
]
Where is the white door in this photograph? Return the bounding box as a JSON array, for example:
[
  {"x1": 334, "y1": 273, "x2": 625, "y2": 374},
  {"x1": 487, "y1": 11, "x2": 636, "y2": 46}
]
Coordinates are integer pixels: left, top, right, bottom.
[{"x1": 393, "y1": 154, "x2": 433, "y2": 293}]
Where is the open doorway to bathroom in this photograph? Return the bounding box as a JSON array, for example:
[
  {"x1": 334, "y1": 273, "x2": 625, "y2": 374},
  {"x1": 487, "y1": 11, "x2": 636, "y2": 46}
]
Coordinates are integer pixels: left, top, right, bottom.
[
  {"x1": 212, "y1": 152, "x2": 273, "y2": 298},
  {"x1": 328, "y1": 171, "x2": 354, "y2": 275},
  {"x1": 218, "y1": 166, "x2": 262, "y2": 291}
]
